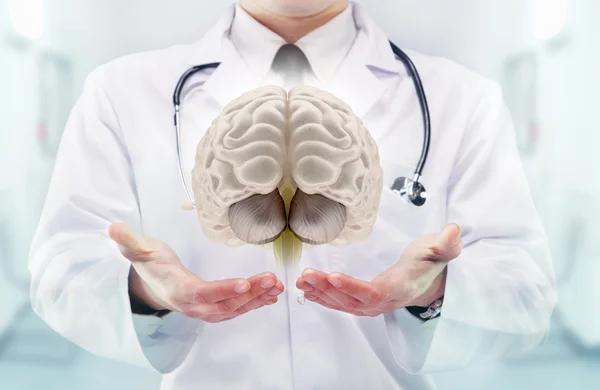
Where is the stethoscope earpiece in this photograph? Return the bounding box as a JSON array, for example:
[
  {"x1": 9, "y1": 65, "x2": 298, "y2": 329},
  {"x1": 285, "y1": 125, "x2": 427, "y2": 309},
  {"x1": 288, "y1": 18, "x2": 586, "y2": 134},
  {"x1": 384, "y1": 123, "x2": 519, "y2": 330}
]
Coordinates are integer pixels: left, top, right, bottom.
[{"x1": 391, "y1": 176, "x2": 428, "y2": 207}]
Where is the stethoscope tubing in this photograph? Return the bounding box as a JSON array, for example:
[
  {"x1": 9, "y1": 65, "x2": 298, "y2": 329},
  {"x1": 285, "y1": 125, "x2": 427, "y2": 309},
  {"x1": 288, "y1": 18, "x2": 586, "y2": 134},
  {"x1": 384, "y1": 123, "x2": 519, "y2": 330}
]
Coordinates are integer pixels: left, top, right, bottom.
[{"x1": 172, "y1": 42, "x2": 431, "y2": 207}]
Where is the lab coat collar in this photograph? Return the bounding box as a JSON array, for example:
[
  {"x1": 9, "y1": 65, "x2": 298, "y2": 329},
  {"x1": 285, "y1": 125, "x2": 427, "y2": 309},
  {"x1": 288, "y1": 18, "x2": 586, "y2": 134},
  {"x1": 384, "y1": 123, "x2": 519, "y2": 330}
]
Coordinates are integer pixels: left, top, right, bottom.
[
  {"x1": 291, "y1": 4, "x2": 356, "y2": 83},
  {"x1": 230, "y1": 4, "x2": 287, "y2": 80},
  {"x1": 186, "y1": 5, "x2": 256, "y2": 108},
  {"x1": 323, "y1": 3, "x2": 406, "y2": 118},
  {"x1": 350, "y1": 3, "x2": 406, "y2": 75},
  {"x1": 230, "y1": 3, "x2": 358, "y2": 85},
  {"x1": 191, "y1": 2, "x2": 405, "y2": 119}
]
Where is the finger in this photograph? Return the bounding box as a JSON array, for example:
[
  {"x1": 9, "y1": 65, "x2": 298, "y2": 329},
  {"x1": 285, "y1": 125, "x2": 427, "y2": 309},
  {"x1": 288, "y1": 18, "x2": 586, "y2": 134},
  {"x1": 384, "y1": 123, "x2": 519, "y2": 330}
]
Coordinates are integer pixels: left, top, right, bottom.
[
  {"x1": 108, "y1": 223, "x2": 152, "y2": 258},
  {"x1": 193, "y1": 278, "x2": 251, "y2": 304},
  {"x1": 304, "y1": 293, "x2": 367, "y2": 316},
  {"x1": 202, "y1": 291, "x2": 278, "y2": 323},
  {"x1": 218, "y1": 273, "x2": 282, "y2": 311},
  {"x1": 297, "y1": 277, "x2": 350, "y2": 307},
  {"x1": 301, "y1": 288, "x2": 342, "y2": 307},
  {"x1": 235, "y1": 292, "x2": 280, "y2": 315},
  {"x1": 326, "y1": 272, "x2": 384, "y2": 305},
  {"x1": 197, "y1": 313, "x2": 237, "y2": 323},
  {"x1": 432, "y1": 223, "x2": 463, "y2": 261},
  {"x1": 201, "y1": 284, "x2": 282, "y2": 317},
  {"x1": 300, "y1": 269, "x2": 364, "y2": 310},
  {"x1": 296, "y1": 272, "x2": 375, "y2": 303},
  {"x1": 295, "y1": 278, "x2": 315, "y2": 292}
]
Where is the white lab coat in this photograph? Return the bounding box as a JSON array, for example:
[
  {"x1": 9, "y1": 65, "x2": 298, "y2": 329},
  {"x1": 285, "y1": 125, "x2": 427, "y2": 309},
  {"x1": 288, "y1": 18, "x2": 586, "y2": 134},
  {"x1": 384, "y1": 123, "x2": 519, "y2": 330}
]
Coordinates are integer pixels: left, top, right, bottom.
[{"x1": 29, "y1": 4, "x2": 557, "y2": 390}]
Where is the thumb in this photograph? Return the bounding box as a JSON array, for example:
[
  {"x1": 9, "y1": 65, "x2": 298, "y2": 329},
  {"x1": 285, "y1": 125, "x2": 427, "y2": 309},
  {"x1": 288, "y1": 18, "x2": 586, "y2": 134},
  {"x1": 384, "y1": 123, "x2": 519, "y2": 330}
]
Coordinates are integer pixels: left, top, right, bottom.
[
  {"x1": 434, "y1": 223, "x2": 463, "y2": 261},
  {"x1": 108, "y1": 223, "x2": 152, "y2": 259}
]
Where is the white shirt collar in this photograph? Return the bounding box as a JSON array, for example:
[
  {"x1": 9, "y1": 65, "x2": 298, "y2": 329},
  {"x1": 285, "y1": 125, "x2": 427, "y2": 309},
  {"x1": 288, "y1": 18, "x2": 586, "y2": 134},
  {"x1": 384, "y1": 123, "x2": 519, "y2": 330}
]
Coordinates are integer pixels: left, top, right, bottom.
[{"x1": 230, "y1": 3, "x2": 357, "y2": 83}]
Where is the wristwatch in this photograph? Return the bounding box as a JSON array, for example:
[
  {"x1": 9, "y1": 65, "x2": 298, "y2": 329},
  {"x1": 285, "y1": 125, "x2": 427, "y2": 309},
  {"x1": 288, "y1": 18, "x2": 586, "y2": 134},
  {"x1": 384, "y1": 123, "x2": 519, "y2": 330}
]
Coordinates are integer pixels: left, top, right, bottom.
[{"x1": 406, "y1": 296, "x2": 444, "y2": 321}]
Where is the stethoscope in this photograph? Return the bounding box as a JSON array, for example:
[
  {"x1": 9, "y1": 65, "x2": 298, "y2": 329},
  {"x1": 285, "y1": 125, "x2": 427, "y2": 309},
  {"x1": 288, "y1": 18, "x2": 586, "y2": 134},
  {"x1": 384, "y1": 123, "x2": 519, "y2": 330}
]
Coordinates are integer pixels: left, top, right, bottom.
[{"x1": 173, "y1": 41, "x2": 430, "y2": 210}]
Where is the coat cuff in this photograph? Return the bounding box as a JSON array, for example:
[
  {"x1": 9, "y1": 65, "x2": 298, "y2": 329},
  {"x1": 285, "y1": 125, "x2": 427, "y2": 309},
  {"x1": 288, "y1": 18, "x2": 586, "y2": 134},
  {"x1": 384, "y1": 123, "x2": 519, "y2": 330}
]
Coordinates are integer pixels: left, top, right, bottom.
[
  {"x1": 383, "y1": 308, "x2": 440, "y2": 374},
  {"x1": 129, "y1": 296, "x2": 203, "y2": 374}
]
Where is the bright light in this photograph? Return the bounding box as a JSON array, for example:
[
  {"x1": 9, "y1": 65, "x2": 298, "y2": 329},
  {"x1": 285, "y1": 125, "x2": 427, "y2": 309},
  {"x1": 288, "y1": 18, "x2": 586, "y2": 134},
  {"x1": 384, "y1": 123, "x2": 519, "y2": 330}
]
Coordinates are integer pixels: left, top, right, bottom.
[
  {"x1": 8, "y1": 0, "x2": 44, "y2": 40},
  {"x1": 533, "y1": 0, "x2": 569, "y2": 40}
]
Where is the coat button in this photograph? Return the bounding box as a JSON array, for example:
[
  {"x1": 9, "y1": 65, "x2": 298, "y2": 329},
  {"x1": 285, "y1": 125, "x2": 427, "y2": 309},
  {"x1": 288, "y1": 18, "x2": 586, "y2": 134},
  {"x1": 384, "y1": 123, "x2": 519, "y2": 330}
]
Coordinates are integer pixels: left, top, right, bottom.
[{"x1": 297, "y1": 293, "x2": 306, "y2": 305}]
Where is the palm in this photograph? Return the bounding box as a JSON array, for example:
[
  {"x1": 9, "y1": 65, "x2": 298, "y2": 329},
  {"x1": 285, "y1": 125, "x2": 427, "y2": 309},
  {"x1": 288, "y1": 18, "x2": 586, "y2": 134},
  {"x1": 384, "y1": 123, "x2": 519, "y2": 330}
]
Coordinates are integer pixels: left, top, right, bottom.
[
  {"x1": 109, "y1": 223, "x2": 285, "y2": 323},
  {"x1": 295, "y1": 224, "x2": 463, "y2": 316}
]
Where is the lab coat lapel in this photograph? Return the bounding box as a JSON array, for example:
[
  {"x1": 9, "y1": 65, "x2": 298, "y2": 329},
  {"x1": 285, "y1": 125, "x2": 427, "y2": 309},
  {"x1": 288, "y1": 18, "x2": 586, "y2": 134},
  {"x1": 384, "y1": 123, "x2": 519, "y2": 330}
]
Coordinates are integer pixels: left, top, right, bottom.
[
  {"x1": 326, "y1": 4, "x2": 398, "y2": 136},
  {"x1": 184, "y1": 4, "x2": 256, "y2": 109},
  {"x1": 327, "y1": 38, "x2": 388, "y2": 121},
  {"x1": 201, "y1": 39, "x2": 257, "y2": 108}
]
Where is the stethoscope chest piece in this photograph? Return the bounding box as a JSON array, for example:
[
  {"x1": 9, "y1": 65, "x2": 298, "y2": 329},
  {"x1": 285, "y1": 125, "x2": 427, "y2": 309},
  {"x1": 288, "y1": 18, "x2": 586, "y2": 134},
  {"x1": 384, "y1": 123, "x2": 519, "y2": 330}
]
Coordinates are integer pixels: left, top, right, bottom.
[{"x1": 391, "y1": 176, "x2": 428, "y2": 207}]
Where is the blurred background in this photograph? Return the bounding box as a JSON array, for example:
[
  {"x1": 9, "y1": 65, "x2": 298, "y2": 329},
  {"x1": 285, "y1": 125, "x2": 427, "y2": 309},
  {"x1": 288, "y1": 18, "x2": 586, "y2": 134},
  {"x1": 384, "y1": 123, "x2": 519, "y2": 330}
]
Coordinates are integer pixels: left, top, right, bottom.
[{"x1": 0, "y1": 0, "x2": 598, "y2": 389}]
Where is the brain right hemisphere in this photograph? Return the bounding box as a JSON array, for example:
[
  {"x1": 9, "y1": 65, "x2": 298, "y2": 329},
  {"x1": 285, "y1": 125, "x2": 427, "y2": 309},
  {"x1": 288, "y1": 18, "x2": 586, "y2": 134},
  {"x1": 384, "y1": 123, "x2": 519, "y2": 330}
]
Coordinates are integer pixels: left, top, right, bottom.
[
  {"x1": 288, "y1": 87, "x2": 383, "y2": 246},
  {"x1": 191, "y1": 85, "x2": 383, "y2": 256}
]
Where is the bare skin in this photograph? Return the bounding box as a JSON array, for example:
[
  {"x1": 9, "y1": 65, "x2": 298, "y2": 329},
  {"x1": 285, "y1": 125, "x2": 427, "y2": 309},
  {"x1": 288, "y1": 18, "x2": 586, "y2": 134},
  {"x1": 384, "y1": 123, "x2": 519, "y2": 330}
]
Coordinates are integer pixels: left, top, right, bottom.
[
  {"x1": 239, "y1": 0, "x2": 349, "y2": 42},
  {"x1": 110, "y1": 223, "x2": 284, "y2": 322},
  {"x1": 296, "y1": 224, "x2": 463, "y2": 316}
]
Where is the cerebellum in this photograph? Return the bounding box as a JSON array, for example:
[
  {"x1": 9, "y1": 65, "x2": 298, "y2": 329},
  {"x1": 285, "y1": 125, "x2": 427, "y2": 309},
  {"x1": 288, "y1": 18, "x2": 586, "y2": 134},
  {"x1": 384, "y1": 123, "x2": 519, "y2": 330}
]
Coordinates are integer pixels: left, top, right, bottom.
[
  {"x1": 288, "y1": 189, "x2": 347, "y2": 245},
  {"x1": 191, "y1": 85, "x2": 383, "y2": 264},
  {"x1": 228, "y1": 189, "x2": 287, "y2": 245}
]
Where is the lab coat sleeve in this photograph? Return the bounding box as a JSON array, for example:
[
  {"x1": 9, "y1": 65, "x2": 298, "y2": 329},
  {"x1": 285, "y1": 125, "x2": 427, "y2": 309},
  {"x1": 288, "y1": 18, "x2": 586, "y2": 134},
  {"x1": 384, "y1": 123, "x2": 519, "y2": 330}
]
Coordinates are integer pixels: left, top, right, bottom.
[
  {"x1": 28, "y1": 67, "x2": 202, "y2": 373},
  {"x1": 383, "y1": 82, "x2": 557, "y2": 374}
]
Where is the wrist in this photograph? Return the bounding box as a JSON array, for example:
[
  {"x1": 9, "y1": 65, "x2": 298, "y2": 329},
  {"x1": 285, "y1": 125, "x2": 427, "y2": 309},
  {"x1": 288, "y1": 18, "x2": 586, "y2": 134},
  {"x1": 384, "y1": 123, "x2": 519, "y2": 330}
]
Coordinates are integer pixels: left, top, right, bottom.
[
  {"x1": 128, "y1": 267, "x2": 169, "y2": 312},
  {"x1": 409, "y1": 267, "x2": 447, "y2": 307}
]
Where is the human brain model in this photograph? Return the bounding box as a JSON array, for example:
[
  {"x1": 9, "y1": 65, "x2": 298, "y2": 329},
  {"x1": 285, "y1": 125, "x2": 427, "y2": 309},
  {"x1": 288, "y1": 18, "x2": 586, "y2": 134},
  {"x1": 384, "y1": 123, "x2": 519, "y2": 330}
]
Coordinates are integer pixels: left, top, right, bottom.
[{"x1": 191, "y1": 85, "x2": 383, "y2": 265}]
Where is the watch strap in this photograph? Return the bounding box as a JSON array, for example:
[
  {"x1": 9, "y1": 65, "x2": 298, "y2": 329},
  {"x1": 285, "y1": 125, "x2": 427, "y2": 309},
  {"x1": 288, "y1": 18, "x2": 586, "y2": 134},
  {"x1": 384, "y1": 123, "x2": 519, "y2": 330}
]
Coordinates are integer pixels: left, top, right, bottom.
[{"x1": 406, "y1": 296, "x2": 443, "y2": 321}]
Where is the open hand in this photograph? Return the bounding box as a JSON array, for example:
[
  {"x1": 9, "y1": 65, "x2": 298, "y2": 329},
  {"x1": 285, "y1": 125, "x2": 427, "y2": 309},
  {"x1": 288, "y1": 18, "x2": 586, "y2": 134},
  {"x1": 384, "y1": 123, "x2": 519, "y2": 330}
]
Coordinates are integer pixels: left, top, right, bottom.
[
  {"x1": 296, "y1": 224, "x2": 463, "y2": 316},
  {"x1": 109, "y1": 223, "x2": 285, "y2": 323}
]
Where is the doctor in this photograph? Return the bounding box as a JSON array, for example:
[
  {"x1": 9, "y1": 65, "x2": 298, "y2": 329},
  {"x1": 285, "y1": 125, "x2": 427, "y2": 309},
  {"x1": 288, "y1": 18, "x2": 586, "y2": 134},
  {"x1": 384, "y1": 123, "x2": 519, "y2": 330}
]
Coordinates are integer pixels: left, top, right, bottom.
[{"x1": 29, "y1": 1, "x2": 557, "y2": 389}]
